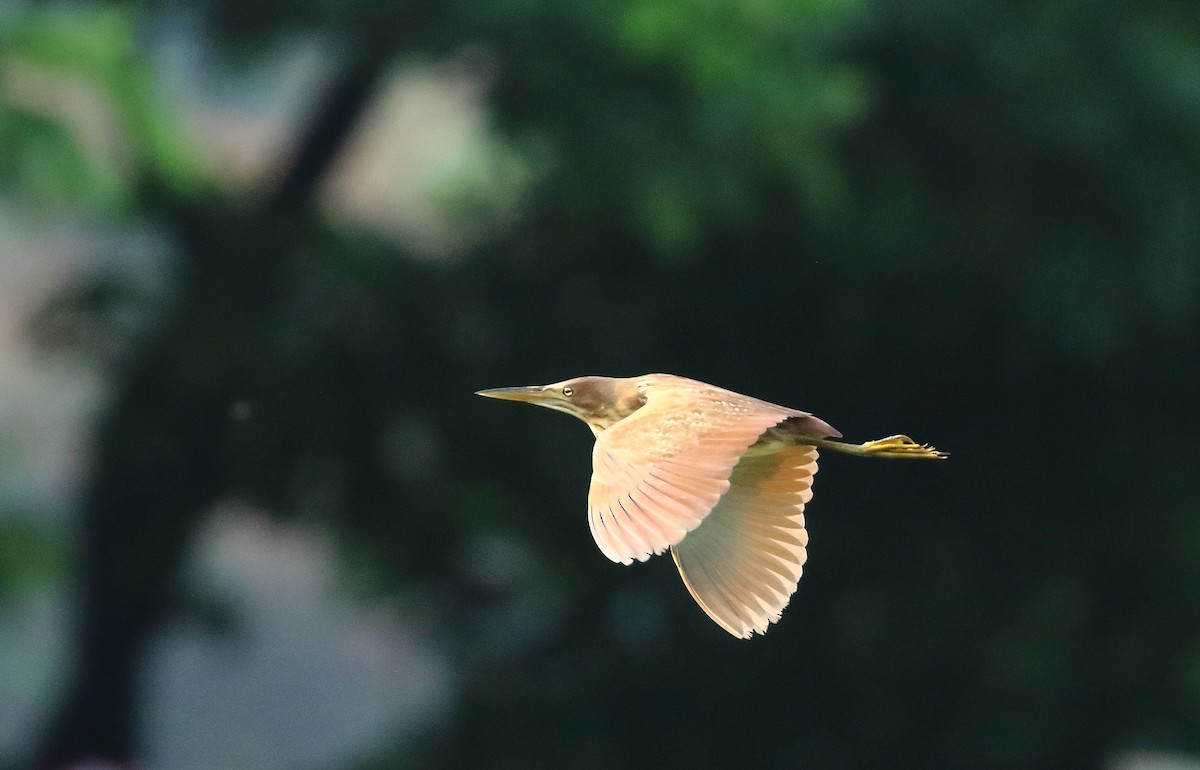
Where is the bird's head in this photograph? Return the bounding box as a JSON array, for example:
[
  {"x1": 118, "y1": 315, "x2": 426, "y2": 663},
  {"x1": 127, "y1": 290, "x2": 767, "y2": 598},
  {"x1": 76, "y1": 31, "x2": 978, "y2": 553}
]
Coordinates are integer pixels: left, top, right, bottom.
[{"x1": 476, "y1": 376, "x2": 647, "y2": 435}]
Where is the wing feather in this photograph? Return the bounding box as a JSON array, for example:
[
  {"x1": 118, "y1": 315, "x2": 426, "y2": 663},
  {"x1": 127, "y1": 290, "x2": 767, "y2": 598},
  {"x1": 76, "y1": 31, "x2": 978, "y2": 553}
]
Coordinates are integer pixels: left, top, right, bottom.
[
  {"x1": 684, "y1": 551, "x2": 746, "y2": 629},
  {"x1": 670, "y1": 445, "x2": 819, "y2": 638},
  {"x1": 685, "y1": 534, "x2": 758, "y2": 628}
]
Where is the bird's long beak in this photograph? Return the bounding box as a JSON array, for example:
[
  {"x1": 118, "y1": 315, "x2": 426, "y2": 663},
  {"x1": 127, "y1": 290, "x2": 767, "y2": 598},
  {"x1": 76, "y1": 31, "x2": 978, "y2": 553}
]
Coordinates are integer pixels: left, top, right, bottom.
[{"x1": 475, "y1": 385, "x2": 551, "y2": 404}]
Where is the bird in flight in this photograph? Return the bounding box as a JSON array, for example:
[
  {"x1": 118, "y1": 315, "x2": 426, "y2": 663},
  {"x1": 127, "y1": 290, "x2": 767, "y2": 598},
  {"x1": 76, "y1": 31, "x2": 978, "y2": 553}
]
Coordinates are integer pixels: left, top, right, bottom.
[{"x1": 477, "y1": 373, "x2": 946, "y2": 638}]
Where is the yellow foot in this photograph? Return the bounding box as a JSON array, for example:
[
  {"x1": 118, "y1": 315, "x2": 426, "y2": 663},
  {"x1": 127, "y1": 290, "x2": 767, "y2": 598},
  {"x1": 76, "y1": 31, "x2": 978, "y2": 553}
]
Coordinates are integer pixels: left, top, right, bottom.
[{"x1": 860, "y1": 434, "x2": 948, "y2": 459}]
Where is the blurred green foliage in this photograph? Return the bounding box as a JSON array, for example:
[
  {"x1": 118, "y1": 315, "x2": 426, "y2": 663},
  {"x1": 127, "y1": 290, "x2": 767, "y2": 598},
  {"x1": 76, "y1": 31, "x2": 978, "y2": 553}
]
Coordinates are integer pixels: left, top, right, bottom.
[
  {"x1": 3, "y1": 0, "x2": 1200, "y2": 768},
  {"x1": 0, "y1": 5, "x2": 200, "y2": 207},
  {"x1": 0, "y1": 515, "x2": 64, "y2": 599}
]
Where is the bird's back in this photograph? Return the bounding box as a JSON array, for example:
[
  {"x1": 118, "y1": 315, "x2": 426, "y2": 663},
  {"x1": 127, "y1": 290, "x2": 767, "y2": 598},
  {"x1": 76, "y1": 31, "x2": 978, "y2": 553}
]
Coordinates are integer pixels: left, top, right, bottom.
[{"x1": 633, "y1": 374, "x2": 841, "y2": 443}]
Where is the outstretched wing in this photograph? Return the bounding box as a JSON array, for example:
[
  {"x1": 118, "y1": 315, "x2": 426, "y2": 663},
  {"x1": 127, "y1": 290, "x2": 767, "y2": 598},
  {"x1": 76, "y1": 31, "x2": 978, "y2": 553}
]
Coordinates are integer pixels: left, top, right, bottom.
[
  {"x1": 586, "y1": 377, "x2": 797, "y2": 566},
  {"x1": 670, "y1": 445, "x2": 818, "y2": 638}
]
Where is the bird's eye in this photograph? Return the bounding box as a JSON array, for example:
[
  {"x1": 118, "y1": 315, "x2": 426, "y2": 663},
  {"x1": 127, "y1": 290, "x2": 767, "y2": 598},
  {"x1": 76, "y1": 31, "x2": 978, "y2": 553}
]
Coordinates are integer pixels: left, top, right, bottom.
[{"x1": 562, "y1": 386, "x2": 574, "y2": 397}]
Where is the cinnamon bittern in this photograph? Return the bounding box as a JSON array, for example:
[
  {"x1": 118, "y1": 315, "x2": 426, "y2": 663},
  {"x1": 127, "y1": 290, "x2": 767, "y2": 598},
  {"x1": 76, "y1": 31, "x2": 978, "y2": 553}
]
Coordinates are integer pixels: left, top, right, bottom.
[{"x1": 477, "y1": 374, "x2": 946, "y2": 638}]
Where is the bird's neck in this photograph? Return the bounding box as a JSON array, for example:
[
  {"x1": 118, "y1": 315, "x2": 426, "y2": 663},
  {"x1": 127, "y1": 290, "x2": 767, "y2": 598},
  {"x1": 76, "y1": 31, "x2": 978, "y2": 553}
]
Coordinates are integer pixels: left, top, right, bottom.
[{"x1": 585, "y1": 383, "x2": 648, "y2": 435}]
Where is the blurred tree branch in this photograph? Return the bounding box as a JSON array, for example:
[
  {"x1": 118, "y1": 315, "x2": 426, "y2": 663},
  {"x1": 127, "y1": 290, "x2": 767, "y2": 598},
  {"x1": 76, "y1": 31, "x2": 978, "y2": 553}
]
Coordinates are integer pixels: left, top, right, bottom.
[{"x1": 32, "y1": 34, "x2": 396, "y2": 768}]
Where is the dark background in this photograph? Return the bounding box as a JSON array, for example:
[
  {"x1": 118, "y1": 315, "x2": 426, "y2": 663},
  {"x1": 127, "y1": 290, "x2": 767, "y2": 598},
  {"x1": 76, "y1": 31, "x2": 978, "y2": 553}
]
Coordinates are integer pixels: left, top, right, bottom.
[{"x1": 2, "y1": 0, "x2": 1199, "y2": 767}]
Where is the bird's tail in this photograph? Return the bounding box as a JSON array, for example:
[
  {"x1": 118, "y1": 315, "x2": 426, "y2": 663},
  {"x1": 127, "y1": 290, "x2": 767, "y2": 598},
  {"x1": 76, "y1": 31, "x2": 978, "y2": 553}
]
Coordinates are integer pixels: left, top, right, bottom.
[{"x1": 813, "y1": 434, "x2": 948, "y2": 460}]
